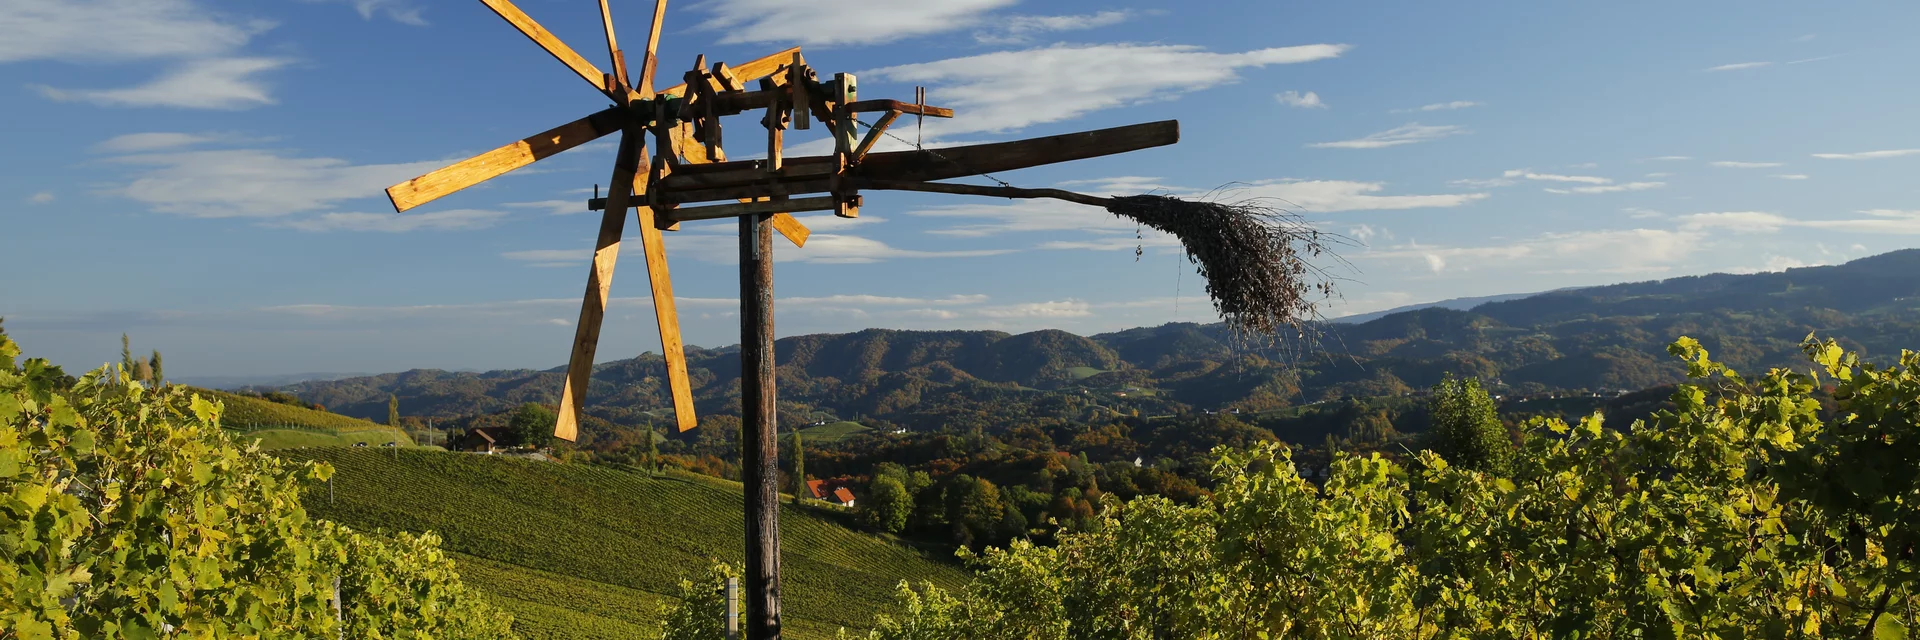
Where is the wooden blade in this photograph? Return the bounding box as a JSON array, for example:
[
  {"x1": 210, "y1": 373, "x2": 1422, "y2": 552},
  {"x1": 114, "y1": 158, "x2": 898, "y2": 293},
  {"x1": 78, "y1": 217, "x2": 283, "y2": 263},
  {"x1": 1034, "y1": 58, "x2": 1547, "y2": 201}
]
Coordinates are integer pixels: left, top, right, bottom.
[
  {"x1": 387, "y1": 108, "x2": 627, "y2": 213},
  {"x1": 597, "y1": 0, "x2": 627, "y2": 87},
  {"x1": 479, "y1": 0, "x2": 612, "y2": 96},
  {"x1": 637, "y1": 0, "x2": 669, "y2": 95},
  {"x1": 554, "y1": 130, "x2": 643, "y2": 442},
  {"x1": 634, "y1": 200, "x2": 698, "y2": 432}
]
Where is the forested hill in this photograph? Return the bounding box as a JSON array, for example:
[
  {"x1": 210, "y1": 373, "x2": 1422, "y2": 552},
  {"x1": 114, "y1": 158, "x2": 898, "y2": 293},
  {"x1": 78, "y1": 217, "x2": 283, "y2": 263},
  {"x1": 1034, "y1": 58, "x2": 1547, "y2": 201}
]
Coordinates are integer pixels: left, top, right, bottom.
[{"x1": 267, "y1": 249, "x2": 1920, "y2": 435}]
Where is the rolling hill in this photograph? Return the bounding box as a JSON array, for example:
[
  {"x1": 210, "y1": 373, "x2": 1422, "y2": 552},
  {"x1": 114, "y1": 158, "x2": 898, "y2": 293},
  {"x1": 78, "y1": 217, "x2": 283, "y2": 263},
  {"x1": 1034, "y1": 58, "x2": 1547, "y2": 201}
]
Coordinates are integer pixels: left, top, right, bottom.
[
  {"x1": 201, "y1": 388, "x2": 415, "y2": 449},
  {"x1": 277, "y1": 448, "x2": 969, "y2": 639},
  {"x1": 260, "y1": 249, "x2": 1920, "y2": 436}
]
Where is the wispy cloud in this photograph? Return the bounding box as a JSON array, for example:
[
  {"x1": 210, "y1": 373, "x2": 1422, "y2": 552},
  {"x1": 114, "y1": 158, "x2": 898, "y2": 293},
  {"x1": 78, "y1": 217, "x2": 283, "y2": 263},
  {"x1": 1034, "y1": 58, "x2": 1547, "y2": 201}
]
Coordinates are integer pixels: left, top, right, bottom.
[
  {"x1": 1773, "y1": 174, "x2": 1810, "y2": 180},
  {"x1": 1392, "y1": 100, "x2": 1480, "y2": 113},
  {"x1": 106, "y1": 146, "x2": 445, "y2": 218},
  {"x1": 1710, "y1": 160, "x2": 1784, "y2": 168},
  {"x1": 1680, "y1": 209, "x2": 1920, "y2": 235},
  {"x1": 1308, "y1": 123, "x2": 1465, "y2": 149},
  {"x1": 1276, "y1": 90, "x2": 1326, "y2": 109},
  {"x1": 37, "y1": 57, "x2": 292, "y2": 109},
  {"x1": 503, "y1": 200, "x2": 587, "y2": 216},
  {"x1": 303, "y1": 0, "x2": 427, "y2": 26},
  {"x1": 277, "y1": 209, "x2": 508, "y2": 233},
  {"x1": 1503, "y1": 169, "x2": 1610, "y2": 184},
  {"x1": 1544, "y1": 181, "x2": 1665, "y2": 195},
  {"x1": 1705, "y1": 61, "x2": 1772, "y2": 72},
  {"x1": 1364, "y1": 228, "x2": 1706, "y2": 276},
  {"x1": 864, "y1": 43, "x2": 1349, "y2": 135},
  {"x1": 696, "y1": 0, "x2": 1018, "y2": 46},
  {"x1": 973, "y1": 10, "x2": 1136, "y2": 45},
  {"x1": 1645, "y1": 155, "x2": 1692, "y2": 161},
  {"x1": 1812, "y1": 149, "x2": 1920, "y2": 160},
  {"x1": 27, "y1": 192, "x2": 54, "y2": 204}
]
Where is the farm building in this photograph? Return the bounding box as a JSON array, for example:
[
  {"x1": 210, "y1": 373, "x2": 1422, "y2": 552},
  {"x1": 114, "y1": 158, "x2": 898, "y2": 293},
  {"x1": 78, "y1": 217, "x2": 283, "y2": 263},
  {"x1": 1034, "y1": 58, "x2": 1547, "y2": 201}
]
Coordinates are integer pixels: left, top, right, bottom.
[
  {"x1": 805, "y1": 479, "x2": 856, "y2": 507},
  {"x1": 458, "y1": 427, "x2": 506, "y2": 454}
]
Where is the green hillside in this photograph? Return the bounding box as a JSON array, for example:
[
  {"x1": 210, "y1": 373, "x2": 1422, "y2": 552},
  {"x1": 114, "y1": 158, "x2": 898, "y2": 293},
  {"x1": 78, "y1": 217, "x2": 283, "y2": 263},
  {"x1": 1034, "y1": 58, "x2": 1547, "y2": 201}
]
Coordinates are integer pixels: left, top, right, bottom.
[
  {"x1": 202, "y1": 389, "x2": 414, "y2": 449},
  {"x1": 276, "y1": 448, "x2": 969, "y2": 639},
  {"x1": 799, "y1": 420, "x2": 873, "y2": 442}
]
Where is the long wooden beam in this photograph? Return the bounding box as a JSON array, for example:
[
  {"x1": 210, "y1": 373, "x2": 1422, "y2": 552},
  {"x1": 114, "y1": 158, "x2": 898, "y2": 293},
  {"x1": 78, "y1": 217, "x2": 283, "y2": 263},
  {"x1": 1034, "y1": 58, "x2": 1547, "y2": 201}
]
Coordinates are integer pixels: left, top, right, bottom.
[
  {"x1": 653, "y1": 120, "x2": 1180, "y2": 193},
  {"x1": 388, "y1": 108, "x2": 628, "y2": 213},
  {"x1": 479, "y1": 0, "x2": 615, "y2": 97},
  {"x1": 554, "y1": 131, "x2": 641, "y2": 442},
  {"x1": 665, "y1": 196, "x2": 839, "y2": 222}
]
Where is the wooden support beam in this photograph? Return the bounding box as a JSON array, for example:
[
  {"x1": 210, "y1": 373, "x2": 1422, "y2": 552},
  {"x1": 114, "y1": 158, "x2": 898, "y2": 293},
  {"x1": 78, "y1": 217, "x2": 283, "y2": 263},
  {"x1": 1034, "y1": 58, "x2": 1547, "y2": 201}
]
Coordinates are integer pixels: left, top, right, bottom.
[
  {"x1": 738, "y1": 210, "x2": 783, "y2": 640},
  {"x1": 789, "y1": 53, "x2": 810, "y2": 131},
  {"x1": 635, "y1": 199, "x2": 697, "y2": 434},
  {"x1": 844, "y1": 99, "x2": 953, "y2": 118},
  {"x1": 855, "y1": 178, "x2": 1113, "y2": 208},
  {"x1": 654, "y1": 120, "x2": 1180, "y2": 192},
  {"x1": 851, "y1": 111, "x2": 900, "y2": 164},
  {"x1": 637, "y1": 0, "x2": 669, "y2": 95},
  {"x1": 388, "y1": 108, "x2": 628, "y2": 212},
  {"x1": 596, "y1": 0, "x2": 626, "y2": 88},
  {"x1": 664, "y1": 196, "x2": 838, "y2": 222},
  {"x1": 655, "y1": 47, "x2": 798, "y2": 100}
]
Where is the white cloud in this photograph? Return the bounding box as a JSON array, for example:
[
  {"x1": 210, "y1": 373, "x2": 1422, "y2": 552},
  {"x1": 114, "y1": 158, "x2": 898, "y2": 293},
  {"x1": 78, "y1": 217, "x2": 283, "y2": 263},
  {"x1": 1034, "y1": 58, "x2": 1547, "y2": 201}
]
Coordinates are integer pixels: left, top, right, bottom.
[
  {"x1": 1812, "y1": 149, "x2": 1920, "y2": 160},
  {"x1": 108, "y1": 148, "x2": 446, "y2": 218},
  {"x1": 1787, "y1": 55, "x2": 1842, "y2": 65},
  {"x1": 37, "y1": 56, "x2": 290, "y2": 109},
  {"x1": 305, "y1": 0, "x2": 426, "y2": 26},
  {"x1": 1366, "y1": 228, "x2": 1705, "y2": 275},
  {"x1": 1544, "y1": 181, "x2": 1665, "y2": 195},
  {"x1": 1709, "y1": 160, "x2": 1784, "y2": 168},
  {"x1": 1276, "y1": 90, "x2": 1326, "y2": 109},
  {"x1": 277, "y1": 209, "x2": 508, "y2": 232},
  {"x1": 1450, "y1": 177, "x2": 1515, "y2": 188},
  {"x1": 6, "y1": 0, "x2": 293, "y2": 110},
  {"x1": 0, "y1": 0, "x2": 265, "y2": 63},
  {"x1": 1393, "y1": 100, "x2": 1480, "y2": 113},
  {"x1": 93, "y1": 132, "x2": 235, "y2": 152},
  {"x1": 504, "y1": 200, "x2": 587, "y2": 216},
  {"x1": 1705, "y1": 61, "x2": 1772, "y2": 72},
  {"x1": 1502, "y1": 169, "x2": 1611, "y2": 184},
  {"x1": 1623, "y1": 207, "x2": 1665, "y2": 219},
  {"x1": 864, "y1": 43, "x2": 1349, "y2": 134},
  {"x1": 1309, "y1": 123, "x2": 1465, "y2": 149},
  {"x1": 1679, "y1": 209, "x2": 1920, "y2": 235},
  {"x1": 1773, "y1": 174, "x2": 1809, "y2": 180},
  {"x1": 1644, "y1": 172, "x2": 1675, "y2": 178},
  {"x1": 974, "y1": 11, "x2": 1135, "y2": 44},
  {"x1": 1645, "y1": 156, "x2": 1692, "y2": 161},
  {"x1": 696, "y1": 0, "x2": 1018, "y2": 46},
  {"x1": 906, "y1": 178, "x2": 1485, "y2": 238},
  {"x1": 28, "y1": 192, "x2": 54, "y2": 204},
  {"x1": 974, "y1": 300, "x2": 1091, "y2": 319}
]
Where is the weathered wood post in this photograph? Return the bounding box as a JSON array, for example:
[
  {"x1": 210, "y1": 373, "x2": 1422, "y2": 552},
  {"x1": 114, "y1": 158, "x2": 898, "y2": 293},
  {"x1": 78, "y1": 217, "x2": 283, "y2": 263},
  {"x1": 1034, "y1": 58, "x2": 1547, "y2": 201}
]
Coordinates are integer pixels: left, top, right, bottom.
[
  {"x1": 725, "y1": 576, "x2": 741, "y2": 640},
  {"x1": 740, "y1": 206, "x2": 782, "y2": 637}
]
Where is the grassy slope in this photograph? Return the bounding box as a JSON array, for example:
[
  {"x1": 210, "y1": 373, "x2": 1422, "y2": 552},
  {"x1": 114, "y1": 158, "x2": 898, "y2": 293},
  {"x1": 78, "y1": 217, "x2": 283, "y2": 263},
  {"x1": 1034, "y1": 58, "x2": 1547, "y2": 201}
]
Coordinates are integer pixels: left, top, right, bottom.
[
  {"x1": 199, "y1": 389, "x2": 414, "y2": 449},
  {"x1": 798, "y1": 421, "x2": 873, "y2": 443},
  {"x1": 277, "y1": 449, "x2": 969, "y2": 639}
]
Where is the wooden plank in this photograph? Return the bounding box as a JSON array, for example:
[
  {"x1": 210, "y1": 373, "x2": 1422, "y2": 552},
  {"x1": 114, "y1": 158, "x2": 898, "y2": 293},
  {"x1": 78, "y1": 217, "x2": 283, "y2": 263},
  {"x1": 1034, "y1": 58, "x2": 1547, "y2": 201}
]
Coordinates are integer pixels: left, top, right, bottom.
[
  {"x1": 637, "y1": 0, "x2": 669, "y2": 95},
  {"x1": 768, "y1": 211, "x2": 810, "y2": 247},
  {"x1": 388, "y1": 108, "x2": 628, "y2": 212},
  {"x1": 590, "y1": 178, "x2": 834, "y2": 209},
  {"x1": 844, "y1": 99, "x2": 953, "y2": 118},
  {"x1": 655, "y1": 120, "x2": 1179, "y2": 193},
  {"x1": 596, "y1": 0, "x2": 625, "y2": 87},
  {"x1": 655, "y1": 47, "x2": 799, "y2": 99},
  {"x1": 634, "y1": 203, "x2": 698, "y2": 433},
  {"x1": 553, "y1": 131, "x2": 642, "y2": 442},
  {"x1": 855, "y1": 178, "x2": 1112, "y2": 207},
  {"x1": 790, "y1": 53, "x2": 810, "y2": 131},
  {"x1": 851, "y1": 111, "x2": 900, "y2": 163},
  {"x1": 478, "y1": 0, "x2": 612, "y2": 96},
  {"x1": 665, "y1": 119, "x2": 811, "y2": 248},
  {"x1": 665, "y1": 196, "x2": 837, "y2": 221}
]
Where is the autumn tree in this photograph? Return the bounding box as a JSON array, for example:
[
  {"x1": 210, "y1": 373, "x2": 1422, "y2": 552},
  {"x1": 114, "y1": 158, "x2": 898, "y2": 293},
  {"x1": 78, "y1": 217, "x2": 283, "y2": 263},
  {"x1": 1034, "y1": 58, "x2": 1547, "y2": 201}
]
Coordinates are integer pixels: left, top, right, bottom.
[{"x1": 1427, "y1": 374, "x2": 1512, "y2": 474}]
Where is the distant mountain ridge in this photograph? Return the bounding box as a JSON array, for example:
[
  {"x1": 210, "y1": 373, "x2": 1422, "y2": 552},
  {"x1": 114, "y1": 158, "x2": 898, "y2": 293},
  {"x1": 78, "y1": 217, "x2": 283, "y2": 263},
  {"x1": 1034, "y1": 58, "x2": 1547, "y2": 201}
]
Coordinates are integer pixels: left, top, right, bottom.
[
  {"x1": 268, "y1": 249, "x2": 1920, "y2": 437},
  {"x1": 1330, "y1": 292, "x2": 1547, "y2": 324}
]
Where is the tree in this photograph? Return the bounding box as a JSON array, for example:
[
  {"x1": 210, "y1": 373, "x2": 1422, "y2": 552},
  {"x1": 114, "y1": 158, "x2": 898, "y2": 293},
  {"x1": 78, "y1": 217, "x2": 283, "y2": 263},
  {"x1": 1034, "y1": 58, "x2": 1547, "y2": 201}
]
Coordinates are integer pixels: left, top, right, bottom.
[
  {"x1": 945, "y1": 475, "x2": 1007, "y2": 549},
  {"x1": 387, "y1": 393, "x2": 400, "y2": 428},
  {"x1": 506, "y1": 402, "x2": 557, "y2": 449},
  {"x1": 1426, "y1": 374, "x2": 1512, "y2": 474},
  {"x1": 120, "y1": 333, "x2": 133, "y2": 374},
  {"x1": 858, "y1": 476, "x2": 914, "y2": 533},
  {"x1": 788, "y1": 426, "x2": 806, "y2": 503},
  {"x1": 148, "y1": 349, "x2": 163, "y2": 385}
]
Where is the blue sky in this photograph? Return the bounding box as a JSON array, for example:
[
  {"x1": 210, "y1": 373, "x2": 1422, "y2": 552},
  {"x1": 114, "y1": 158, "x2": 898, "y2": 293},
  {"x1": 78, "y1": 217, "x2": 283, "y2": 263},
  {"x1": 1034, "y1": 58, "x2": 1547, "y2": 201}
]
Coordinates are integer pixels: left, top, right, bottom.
[{"x1": 4, "y1": 0, "x2": 1918, "y2": 378}]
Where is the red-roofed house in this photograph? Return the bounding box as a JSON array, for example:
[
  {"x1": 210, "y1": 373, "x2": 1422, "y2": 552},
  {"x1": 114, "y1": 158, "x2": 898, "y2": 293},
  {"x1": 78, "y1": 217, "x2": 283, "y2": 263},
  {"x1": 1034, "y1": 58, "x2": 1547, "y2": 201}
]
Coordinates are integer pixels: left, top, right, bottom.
[{"x1": 805, "y1": 479, "x2": 856, "y2": 507}]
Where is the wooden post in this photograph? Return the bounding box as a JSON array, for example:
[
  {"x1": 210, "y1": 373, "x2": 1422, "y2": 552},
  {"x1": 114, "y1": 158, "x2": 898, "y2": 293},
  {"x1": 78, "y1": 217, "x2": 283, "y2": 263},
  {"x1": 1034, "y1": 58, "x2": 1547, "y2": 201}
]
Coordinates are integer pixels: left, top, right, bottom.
[{"x1": 740, "y1": 208, "x2": 782, "y2": 638}]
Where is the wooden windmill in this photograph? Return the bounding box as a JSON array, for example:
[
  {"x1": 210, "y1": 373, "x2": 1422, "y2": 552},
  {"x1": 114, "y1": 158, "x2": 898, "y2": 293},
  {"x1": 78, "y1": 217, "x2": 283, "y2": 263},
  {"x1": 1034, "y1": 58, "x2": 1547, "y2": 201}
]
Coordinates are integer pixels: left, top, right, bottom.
[{"x1": 383, "y1": 0, "x2": 1180, "y2": 636}]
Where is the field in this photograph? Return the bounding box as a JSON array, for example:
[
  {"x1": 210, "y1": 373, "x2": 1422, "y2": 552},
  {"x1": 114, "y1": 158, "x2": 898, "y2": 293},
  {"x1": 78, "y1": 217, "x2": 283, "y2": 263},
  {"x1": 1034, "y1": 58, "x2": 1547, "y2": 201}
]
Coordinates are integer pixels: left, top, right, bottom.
[
  {"x1": 798, "y1": 420, "x2": 873, "y2": 442},
  {"x1": 198, "y1": 389, "x2": 415, "y2": 449},
  {"x1": 276, "y1": 449, "x2": 971, "y2": 639}
]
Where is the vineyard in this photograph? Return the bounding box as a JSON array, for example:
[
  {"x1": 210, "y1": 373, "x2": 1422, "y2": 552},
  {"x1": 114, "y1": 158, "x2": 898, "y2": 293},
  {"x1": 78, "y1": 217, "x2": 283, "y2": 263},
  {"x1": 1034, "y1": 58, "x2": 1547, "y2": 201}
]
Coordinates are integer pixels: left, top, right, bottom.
[
  {"x1": 201, "y1": 389, "x2": 415, "y2": 449},
  {"x1": 275, "y1": 448, "x2": 971, "y2": 639}
]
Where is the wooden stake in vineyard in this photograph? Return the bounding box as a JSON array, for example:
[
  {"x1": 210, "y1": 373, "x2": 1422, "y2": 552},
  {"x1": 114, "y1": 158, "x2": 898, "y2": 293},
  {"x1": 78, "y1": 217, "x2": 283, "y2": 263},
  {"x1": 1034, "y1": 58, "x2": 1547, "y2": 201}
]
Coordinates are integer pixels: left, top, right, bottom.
[{"x1": 385, "y1": 1, "x2": 1334, "y2": 637}]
